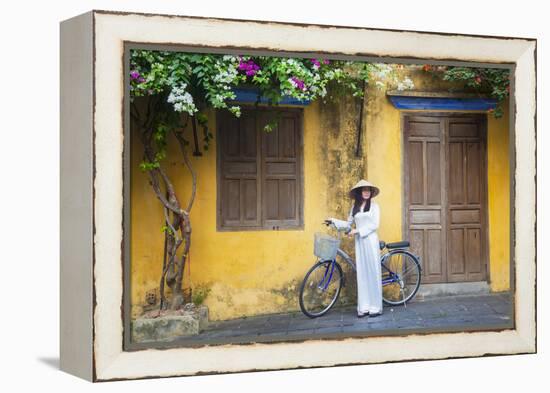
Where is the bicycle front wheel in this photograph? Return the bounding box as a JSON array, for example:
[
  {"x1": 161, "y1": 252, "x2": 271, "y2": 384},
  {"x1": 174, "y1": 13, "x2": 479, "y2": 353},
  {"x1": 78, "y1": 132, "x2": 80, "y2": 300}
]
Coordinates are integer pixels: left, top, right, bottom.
[
  {"x1": 381, "y1": 250, "x2": 421, "y2": 306},
  {"x1": 299, "y1": 260, "x2": 343, "y2": 318}
]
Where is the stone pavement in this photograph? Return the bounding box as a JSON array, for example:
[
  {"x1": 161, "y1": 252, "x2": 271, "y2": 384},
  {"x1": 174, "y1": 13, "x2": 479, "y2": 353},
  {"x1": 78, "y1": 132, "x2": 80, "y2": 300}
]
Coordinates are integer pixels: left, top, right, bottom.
[{"x1": 166, "y1": 292, "x2": 513, "y2": 348}]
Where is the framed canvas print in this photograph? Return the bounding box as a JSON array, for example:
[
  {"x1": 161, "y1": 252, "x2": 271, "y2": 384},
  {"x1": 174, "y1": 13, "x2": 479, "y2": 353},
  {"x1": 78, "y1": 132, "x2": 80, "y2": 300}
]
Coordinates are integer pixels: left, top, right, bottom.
[{"x1": 60, "y1": 10, "x2": 537, "y2": 382}]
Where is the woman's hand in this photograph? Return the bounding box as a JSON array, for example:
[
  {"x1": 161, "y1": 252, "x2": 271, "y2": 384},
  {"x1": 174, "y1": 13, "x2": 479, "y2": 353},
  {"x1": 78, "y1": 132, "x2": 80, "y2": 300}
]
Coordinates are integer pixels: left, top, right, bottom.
[{"x1": 347, "y1": 229, "x2": 358, "y2": 237}]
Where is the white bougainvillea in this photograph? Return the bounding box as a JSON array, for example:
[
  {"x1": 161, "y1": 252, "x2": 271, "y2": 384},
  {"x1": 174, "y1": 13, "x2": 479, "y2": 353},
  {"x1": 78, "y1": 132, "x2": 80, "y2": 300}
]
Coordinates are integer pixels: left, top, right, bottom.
[
  {"x1": 167, "y1": 83, "x2": 198, "y2": 115},
  {"x1": 130, "y1": 51, "x2": 417, "y2": 127}
]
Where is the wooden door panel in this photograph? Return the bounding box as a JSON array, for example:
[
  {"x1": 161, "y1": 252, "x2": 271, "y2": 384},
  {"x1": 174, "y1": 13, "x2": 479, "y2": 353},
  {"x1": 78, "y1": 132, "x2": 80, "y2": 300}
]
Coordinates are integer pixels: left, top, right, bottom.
[
  {"x1": 466, "y1": 228, "x2": 483, "y2": 275},
  {"x1": 410, "y1": 210, "x2": 441, "y2": 225},
  {"x1": 262, "y1": 112, "x2": 301, "y2": 227},
  {"x1": 447, "y1": 118, "x2": 487, "y2": 282},
  {"x1": 279, "y1": 179, "x2": 297, "y2": 219},
  {"x1": 426, "y1": 230, "x2": 443, "y2": 276},
  {"x1": 242, "y1": 179, "x2": 258, "y2": 221},
  {"x1": 280, "y1": 118, "x2": 296, "y2": 158},
  {"x1": 408, "y1": 141, "x2": 424, "y2": 204},
  {"x1": 449, "y1": 228, "x2": 466, "y2": 276},
  {"x1": 426, "y1": 141, "x2": 442, "y2": 205},
  {"x1": 264, "y1": 179, "x2": 279, "y2": 220},
  {"x1": 219, "y1": 111, "x2": 261, "y2": 228},
  {"x1": 404, "y1": 117, "x2": 446, "y2": 284},
  {"x1": 409, "y1": 230, "x2": 425, "y2": 275},
  {"x1": 408, "y1": 119, "x2": 440, "y2": 137},
  {"x1": 466, "y1": 142, "x2": 481, "y2": 204},
  {"x1": 222, "y1": 179, "x2": 241, "y2": 223},
  {"x1": 448, "y1": 142, "x2": 464, "y2": 205}
]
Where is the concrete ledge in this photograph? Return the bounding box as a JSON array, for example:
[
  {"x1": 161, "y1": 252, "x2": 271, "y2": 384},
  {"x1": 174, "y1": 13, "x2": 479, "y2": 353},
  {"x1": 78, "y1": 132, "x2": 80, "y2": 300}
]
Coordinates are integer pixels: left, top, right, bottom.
[
  {"x1": 415, "y1": 282, "x2": 490, "y2": 300},
  {"x1": 131, "y1": 305, "x2": 209, "y2": 343}
]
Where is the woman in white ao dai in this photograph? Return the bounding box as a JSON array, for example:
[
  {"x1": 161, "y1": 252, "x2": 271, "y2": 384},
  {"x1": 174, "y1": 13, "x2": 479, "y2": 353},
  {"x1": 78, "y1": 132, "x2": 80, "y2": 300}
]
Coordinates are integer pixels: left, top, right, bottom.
[{"x1": 329, "y1": 180, "x2": 383, "y2": 317}]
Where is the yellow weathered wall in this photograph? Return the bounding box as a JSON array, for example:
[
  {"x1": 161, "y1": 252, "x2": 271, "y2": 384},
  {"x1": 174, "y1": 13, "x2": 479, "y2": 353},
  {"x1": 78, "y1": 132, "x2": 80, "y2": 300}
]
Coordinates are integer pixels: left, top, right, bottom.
[
  {"x1": 487, "y1": 105, "x2": 510, "y2": 291},
  {"x1": 363, "y1": 67, "x2": 511, "y2": 293},
  {"x1": 131, "y1": 66, "x2": 511, "y2": 321},
  {"x1": 131, "y1": 96, "x2": 368, "y2": 320}
]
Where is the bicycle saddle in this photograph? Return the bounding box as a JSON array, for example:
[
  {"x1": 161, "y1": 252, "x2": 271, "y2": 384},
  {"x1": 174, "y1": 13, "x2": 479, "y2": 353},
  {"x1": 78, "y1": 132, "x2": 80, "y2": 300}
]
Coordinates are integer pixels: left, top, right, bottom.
[{"x1": 386, "y1": 241, "x2": 410, "y2": 249}]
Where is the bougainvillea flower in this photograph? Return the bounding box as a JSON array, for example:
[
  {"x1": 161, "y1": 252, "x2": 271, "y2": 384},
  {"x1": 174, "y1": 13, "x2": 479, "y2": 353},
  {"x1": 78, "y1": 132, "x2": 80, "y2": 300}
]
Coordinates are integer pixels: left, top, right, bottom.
[
  {"x1": 290, "y1": 76, "x2": 306, "y2": 91},
  {"x1": 310, "y1": 59, "x2": 321, "y2": 68},
  {"x1": 238, "y1": 59, "x2": 261, "y2": 77},
  {"x1": 130, "y1": 70, "x2": 140, "y2": 80}
]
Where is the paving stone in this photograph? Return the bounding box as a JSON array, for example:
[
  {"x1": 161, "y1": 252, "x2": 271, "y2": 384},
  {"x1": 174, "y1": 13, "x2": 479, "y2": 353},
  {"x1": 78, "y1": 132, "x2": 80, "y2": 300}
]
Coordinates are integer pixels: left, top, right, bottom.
[
  {"x1": 315, "y1": 326, "x2": 344, "y2": 334},
  {"x1": 289, "y1": 318, "x2": 317, "y2": 329},
  {"x1": 367, "y1": 312, "x2": 394, "y2": 321},
  {"x1": 291, "y1": 314, "x2": 316, "y2": 323},
  {"x1": 266, "y1": 313, "x2": 292, "y2": 320},
  {"x1": 257, "y1": 325, "x2": 289, "y2": 335},
  {"x1": 286, "y1": 329, "x2": 315, "y2": 338},
  {"x1": 487, "y1": 303, "x2": 512, "y2": 314},
  {"x1": 393, "y1": 318, "x2": 425, "y2": 327},
  {"x1": 436, "y1": 304, "x2": 469, "y2": 314},
  {"x1": 257, "y1": 331, "x2": 292, "y2": 340},
  {"x1": 159, "y1": 293, "x2": 512, "y2": 345},
  {"x1": 316, "y1": 319, "x2": 344, "y2": 328},
  {"x1": 341, "y1": 324, "x2": 372, "y2": 333}
]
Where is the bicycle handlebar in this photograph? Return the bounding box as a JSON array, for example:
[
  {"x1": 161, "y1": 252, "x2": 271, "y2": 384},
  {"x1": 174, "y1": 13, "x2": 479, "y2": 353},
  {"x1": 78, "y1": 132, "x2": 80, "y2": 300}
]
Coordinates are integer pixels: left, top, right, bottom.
[{"x1": 323, "y1": 219, "x2": 351, "y2": 234}]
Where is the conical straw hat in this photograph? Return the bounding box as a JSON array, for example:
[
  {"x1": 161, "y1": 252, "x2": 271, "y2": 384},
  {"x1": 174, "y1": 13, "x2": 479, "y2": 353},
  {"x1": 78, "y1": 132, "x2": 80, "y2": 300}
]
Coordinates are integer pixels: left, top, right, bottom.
[{"x1": 349, "y1": 179, "x2": 380, "y2": 198}]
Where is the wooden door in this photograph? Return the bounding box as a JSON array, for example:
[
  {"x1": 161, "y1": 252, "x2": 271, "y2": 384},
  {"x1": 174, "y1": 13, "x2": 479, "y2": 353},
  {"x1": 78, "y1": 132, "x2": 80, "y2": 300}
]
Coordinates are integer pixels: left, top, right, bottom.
[
  {"x1": 404, "y1": 114, "x2": 487, "y2": 284},
  {"x1": 447, "y1": 117, "x2": 488, "y2": 282},
  {"x1": 404, "y1": 116, "x2": 447, "y2": 284}
]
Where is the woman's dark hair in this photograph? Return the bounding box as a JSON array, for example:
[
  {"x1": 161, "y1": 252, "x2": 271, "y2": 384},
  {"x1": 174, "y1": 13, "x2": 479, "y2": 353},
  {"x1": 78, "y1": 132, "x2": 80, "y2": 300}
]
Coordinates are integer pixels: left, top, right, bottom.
[{"x1": 351, "y1": 187, "x2": 372, "y2": 216}]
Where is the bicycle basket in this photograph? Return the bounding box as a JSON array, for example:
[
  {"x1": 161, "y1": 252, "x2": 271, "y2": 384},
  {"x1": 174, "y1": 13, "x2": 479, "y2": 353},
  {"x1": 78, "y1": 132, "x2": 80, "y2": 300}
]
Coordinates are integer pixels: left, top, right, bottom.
[{"x1": 314, "y1": 232, "x2": 341, "y2": 260}]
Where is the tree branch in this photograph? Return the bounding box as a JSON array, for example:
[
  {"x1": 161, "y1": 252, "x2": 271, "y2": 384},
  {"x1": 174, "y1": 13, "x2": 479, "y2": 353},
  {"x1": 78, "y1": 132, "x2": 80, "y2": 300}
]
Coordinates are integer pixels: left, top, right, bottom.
[{"x1": 173, "y1": 128, "x2": 197, "y2": 213}]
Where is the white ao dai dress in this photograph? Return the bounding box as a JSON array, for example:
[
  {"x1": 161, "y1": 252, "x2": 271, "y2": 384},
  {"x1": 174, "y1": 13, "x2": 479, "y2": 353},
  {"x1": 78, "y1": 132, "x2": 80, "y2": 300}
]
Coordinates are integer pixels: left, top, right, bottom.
[{"x1": 330, "y1": 201, "x2": 383, "y2": 315}]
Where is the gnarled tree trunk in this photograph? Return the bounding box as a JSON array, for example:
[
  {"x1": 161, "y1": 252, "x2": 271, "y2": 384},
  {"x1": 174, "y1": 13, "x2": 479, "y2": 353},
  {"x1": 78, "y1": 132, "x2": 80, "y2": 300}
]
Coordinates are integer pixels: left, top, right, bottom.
[{"x1": 131, "y1": 96, "x2": 198, "y2": 311}]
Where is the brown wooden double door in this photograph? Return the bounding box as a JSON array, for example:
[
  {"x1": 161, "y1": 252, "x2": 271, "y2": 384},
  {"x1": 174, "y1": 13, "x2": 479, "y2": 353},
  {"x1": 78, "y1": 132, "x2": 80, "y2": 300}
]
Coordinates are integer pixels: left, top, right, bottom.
[{"x1": 404, "y1": 114, "x2": 488, "y2": 284}]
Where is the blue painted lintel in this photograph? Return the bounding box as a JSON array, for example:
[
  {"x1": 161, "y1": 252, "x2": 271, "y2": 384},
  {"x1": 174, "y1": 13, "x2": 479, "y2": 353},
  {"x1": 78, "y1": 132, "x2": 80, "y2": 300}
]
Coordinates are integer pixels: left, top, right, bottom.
[
  {"x1": 388, "y1": 96, "x2": 497, "y2": 111},
  {"x1": 230, "y1": 88, "x2": 311, "y2": 106}
]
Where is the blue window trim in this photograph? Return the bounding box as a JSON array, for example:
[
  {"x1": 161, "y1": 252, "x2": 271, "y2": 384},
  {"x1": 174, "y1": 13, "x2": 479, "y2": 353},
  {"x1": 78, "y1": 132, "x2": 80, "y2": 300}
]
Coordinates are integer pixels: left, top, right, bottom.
[
  {"x1": 388, "y1": 95, "x2": 497, "y2": 111},
  {"x1": 229, "y1": 88, "x2": 311, "y2": 106}
]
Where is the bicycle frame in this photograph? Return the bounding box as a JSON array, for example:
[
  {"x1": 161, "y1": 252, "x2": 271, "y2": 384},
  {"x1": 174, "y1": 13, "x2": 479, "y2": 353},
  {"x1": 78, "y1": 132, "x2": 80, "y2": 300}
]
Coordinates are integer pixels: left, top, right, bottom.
[
  {"x1": 301, "y1": 224, "x2": 423, "y2": 317},
  {"x1": 318, "y1": 248, "x2": 412, "y2": 287},
  {"x1": 319, "y1": 222, "x2": 420, "y2": 289},
  {"x1": 317, "y1": 258, "x2": 337, "y2": 291}
]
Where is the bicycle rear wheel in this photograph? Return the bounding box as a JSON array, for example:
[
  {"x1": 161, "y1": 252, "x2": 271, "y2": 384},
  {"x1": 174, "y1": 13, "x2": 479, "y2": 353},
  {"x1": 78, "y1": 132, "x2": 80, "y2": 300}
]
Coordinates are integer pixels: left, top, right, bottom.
[
  {"x1": 381, "y1": 250, "x2": 421, "y2": 305},
  {"x1": 299, "y1": 260, "x2": 343, "y2": 318}
]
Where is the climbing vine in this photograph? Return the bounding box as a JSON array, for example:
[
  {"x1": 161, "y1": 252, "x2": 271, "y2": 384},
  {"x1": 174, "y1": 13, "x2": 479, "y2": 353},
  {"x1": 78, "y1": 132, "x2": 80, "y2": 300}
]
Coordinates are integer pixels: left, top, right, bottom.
[{"x1": 422, "y1": 65, "x2": 510, "y2": 117}]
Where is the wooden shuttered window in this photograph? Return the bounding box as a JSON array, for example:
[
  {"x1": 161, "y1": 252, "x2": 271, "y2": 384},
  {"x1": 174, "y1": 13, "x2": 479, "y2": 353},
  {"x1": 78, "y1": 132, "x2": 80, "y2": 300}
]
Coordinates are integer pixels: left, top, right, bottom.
[{"x1": 217, "y1": 108, "x2": 303, "y2": 231}]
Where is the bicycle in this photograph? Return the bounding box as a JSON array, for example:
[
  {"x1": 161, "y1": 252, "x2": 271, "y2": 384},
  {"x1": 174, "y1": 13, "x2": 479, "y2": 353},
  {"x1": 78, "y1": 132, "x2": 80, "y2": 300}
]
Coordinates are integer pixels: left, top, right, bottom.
[{"x1": 299, "y1": 219, "x2": 423, "y2": 318}]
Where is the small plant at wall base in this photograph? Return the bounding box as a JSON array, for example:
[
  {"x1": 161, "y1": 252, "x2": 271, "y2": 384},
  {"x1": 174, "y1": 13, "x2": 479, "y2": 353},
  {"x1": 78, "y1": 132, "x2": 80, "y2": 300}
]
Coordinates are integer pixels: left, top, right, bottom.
[
  {"x1": 422, "y1": 65, "x2": 511, "y2": 118},
  {"x1": 191, "y1": 284, "x2": 212, "y2": 306},
  {"x1": 129, "y1": 50, "x2": 411, "y2": 312}
]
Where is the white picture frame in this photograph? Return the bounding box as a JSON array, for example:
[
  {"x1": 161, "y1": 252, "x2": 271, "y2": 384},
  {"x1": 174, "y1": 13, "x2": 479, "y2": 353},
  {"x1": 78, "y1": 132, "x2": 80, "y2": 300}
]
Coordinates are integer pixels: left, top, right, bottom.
[{"x1": 60, "y1": 10, "x2": 536, "y2": 382}]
